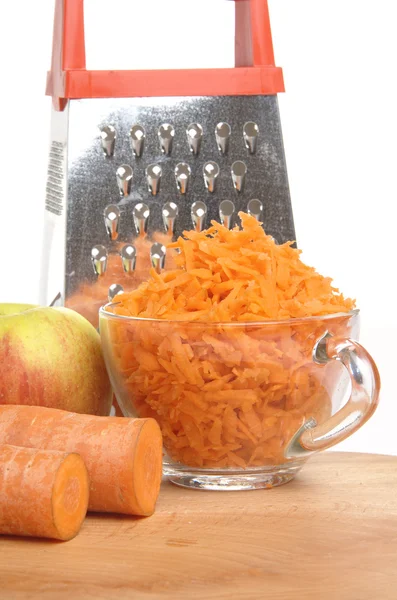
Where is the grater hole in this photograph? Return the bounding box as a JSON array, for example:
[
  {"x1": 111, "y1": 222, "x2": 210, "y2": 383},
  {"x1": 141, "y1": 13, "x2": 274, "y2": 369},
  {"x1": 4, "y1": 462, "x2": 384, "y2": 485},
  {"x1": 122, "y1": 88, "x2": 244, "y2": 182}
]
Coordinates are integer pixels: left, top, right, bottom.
[
  {"x1": 215, "y1": 122, "x2": 231, "y2": 155},
  {"x1": 133, "y1": 203, "x2": 150, "y2": 237},
  {"x1": 191, "y1": 201, "x2": 207, "y2": 232},
  {"x1": 247, "y1": 199, "x2": 263, "y2": 221},
  {"x1": 108, "y1": 284, "x2": 124, "y2": 302},
  {"x1": 116, "y1": 165, "x2": 133, "y2": 197},
  {"x1": 91, "y1": 245, "x2": 108, "y2": 276},
  {"x1": 104, "y1": 205, "x2": 120, "y2": 241},
  {"x1": 100, "y1": 125, "x2": 116, "y2": 158},
  {"x1": 186, "y1": 124, "x2": 203, "y2": 156},
  {"x1": 130, "y1": 125, "x2": 146, "y2": 158},
  {"x1": 146, "y1": 164, "x2": 162, "y2": 196},
  {"x1": 231, "y1": 161, "x2": 247, "y2": 193},
  {"x1": 203, "y1": 161, "x2": 220, "y2": 193},
  {"x1": 151, "y1": 243, "x2": 167, "y2": 274},
  {"x1": 158, "y1": 124, "x2": 175, "y2": 155},
  {"x1": 120, "y1": 244, "x2": 137, "y2": 274},
  {"x1": 175, "y1": 163, "x2": 191, "y2": 194},
  {"x1": 219, "y1": 200, "x2": 235, "y2": 229},
  {"x1": 162, "y1": 202, "x2": 179, "y2": 235},
  {"x1": 243, "y1": 122, "x2": 259, "y2": 154}
]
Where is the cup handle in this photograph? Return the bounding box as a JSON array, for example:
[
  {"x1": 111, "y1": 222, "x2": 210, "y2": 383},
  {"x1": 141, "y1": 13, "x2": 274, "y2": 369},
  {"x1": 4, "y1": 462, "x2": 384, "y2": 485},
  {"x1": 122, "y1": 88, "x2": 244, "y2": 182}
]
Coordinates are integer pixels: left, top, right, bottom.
[{"x1": 286, "y1": 332, "x2": 381, "y2": 459}]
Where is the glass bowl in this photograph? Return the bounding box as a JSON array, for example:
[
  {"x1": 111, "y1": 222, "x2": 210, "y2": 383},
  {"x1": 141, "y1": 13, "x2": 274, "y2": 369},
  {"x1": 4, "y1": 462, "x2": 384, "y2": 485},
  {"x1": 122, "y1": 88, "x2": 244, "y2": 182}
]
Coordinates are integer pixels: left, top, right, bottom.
[{"x1": 100, "y1": 306, "x2": 380, "y2": 490}]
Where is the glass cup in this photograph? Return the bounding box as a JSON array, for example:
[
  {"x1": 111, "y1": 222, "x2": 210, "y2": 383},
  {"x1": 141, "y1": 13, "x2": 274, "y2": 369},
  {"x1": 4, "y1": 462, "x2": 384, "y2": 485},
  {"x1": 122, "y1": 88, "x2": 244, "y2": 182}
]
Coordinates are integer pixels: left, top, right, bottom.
[{"x1": 100, "y1": 307, "x2": 380, "y2": 490}]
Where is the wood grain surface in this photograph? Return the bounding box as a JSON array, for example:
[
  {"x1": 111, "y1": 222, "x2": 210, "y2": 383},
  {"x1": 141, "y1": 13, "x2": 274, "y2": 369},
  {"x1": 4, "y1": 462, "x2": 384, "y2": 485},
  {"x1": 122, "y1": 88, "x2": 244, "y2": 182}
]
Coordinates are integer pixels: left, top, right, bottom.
[{"x1": 1, "y1": 452, "x2": 397, "y2": 600}]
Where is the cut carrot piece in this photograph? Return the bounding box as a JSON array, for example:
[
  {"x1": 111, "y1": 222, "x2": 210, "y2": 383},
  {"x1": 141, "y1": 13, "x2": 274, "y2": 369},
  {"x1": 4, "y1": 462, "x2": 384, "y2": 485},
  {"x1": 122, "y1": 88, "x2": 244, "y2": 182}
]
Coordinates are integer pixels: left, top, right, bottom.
[
  {"x1": 104, "y1": 212, "x2": 355, "y2": 470},
  {"x1": 0, "y1": 444, "x2": 89, "y2": 541},
  {"x1": 0, "y1": 405, "x2": 163, "y2": 516}
]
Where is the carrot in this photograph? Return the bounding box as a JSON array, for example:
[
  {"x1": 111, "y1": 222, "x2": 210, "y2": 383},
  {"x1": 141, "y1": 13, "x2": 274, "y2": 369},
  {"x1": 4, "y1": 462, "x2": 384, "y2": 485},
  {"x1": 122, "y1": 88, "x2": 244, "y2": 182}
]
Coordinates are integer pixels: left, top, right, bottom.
[
  {"x1": 115, "y1": 213, "x2": 354, "y2": 322},
  {"x1": 0, "y1": 405, "x2": 163, "y2": 516},
  {"x1": 104, "y1": 212, "x2": 356, "y2": 469},
  {"x1": 0, "y1": 444, "x2": 89, "y2": 541}
]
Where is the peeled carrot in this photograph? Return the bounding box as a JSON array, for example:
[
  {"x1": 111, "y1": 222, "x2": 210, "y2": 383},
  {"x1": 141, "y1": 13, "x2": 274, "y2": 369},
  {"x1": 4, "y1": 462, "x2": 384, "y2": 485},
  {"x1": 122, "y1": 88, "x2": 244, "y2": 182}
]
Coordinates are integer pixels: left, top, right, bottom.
[
  {"x1": 105, "y1": 212, "x2": 356, "y2": 469},
  {"x1": 0, "y1": 444, "x2": 89, "y2": 541},
  {"x1": 0, "y1": 405, "x2": 163, "y2": 516}
]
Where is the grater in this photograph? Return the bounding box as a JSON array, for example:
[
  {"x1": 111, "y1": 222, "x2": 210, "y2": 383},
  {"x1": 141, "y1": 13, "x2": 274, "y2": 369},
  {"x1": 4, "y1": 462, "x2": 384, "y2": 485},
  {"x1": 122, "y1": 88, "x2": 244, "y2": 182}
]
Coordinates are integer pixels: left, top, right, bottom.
[{"x1": 41, "y1": 0, "x2": 296, "y2": 327}]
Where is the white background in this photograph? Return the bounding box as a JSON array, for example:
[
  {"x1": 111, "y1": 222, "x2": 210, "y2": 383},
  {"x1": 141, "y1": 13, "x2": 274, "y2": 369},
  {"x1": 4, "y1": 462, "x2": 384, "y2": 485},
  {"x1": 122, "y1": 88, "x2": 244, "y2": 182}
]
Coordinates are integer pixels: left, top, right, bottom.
[{"x1": 0, "y1": 0, "x2": 395, "y2": 454}]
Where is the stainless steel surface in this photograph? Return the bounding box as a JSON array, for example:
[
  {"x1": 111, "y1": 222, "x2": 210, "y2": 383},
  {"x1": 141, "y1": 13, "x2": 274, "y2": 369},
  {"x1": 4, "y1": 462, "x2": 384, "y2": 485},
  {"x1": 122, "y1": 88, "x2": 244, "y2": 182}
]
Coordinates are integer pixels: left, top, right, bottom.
[
  {"x1": 186, "y1": 123, "x2": 203, "y2": 155},
  {"x1": 243, "y1": 121, "x2": 259, "y2": 154},
  {"x1": 191, "y1": 201, "x2": 207, "y2": 232},
  {"x1": 129, "y1": 125, "x2": 146, "y2": 158},
  {"x1": 175, "y1": 162, "x2": 192, "y2": 195},
  {"x1": 150, "y1": 243, "x2": 166, "y2": 274},
  {"x1": 100, "y1": 125, "x2": 116, "y2": 158},
  {"x1": 133, "y1": 202, "x2": 150, "y2": 236},
  {"x1": 219, "y1": 199, "x2": 235, "y2": 229},
  {"x1": 203, "y1": 161, "x2": 220, "y2": 193},
  {"x1": 108, "y1": 283, "x2": 124, "y2": 302},
  {"x1": 146, "y1": 164, "x2": 162, "y2": 196},
  {"x1": 120, "y1": 244, "x2": 137, "y2": 273},
  {"x1": 104, "y1": 204, "x2": 120, "y2": 241},
  {"x1": 40, "y1": 105, "x2": 69, "y2": 307},
  {"x1": 231, "y1": 160, "x2": 247, "y2": 192},
  {"x1": 91, "y1": 245, "x2": 108, "y2": 276},
  {"x1": 116, "y1": 164, "x2": 133, "y2": 197},
  {"x1": 47, "y1": 96, "x2": 295, "y2": 303},
  {"x1": 247, "y1": 198, "x2": 263, "y2": 221},
  {"x1": 158, "y1": 124, "x2": 175, "y2": 155},
  {"x1": 162, "y1": 201, "x2": 179, "y2": 235},
  {"x1": 215, "y1": 122, "x2": 231, "y2": 155}
]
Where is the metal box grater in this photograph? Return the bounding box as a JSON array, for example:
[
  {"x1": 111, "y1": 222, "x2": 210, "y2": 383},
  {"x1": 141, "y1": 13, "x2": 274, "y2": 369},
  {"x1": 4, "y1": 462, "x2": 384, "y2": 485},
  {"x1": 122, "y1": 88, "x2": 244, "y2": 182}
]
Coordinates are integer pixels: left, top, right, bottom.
[{"x1": 41, "y1": 0, "x2": 296, "y2": 327}]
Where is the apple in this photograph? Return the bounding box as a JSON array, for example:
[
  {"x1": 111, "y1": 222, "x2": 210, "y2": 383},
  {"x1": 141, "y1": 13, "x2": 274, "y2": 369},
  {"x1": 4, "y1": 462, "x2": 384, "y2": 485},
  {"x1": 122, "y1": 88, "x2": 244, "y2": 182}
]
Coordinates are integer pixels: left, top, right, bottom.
[{"x1": 0, "y1": 304, "x2": 113, "y2": 416}]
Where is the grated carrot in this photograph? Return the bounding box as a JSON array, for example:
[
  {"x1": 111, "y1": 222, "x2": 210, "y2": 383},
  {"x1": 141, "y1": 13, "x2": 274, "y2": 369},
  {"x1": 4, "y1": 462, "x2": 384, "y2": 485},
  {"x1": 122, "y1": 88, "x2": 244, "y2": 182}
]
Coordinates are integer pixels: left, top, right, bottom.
[{"x1": 106, "y1": 213, "x2": 356, "y2": 468}]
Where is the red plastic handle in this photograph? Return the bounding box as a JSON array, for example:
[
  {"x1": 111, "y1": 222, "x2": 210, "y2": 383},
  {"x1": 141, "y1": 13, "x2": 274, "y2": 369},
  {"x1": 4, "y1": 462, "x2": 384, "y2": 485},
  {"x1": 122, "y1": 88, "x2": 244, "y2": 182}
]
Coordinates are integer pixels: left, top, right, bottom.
[
  {"x1": 235, "y1": 0, "x2": 276, "y2": 68},
  {"x1": 47, "y1": 0, "x2": 284, "y2": 111}
]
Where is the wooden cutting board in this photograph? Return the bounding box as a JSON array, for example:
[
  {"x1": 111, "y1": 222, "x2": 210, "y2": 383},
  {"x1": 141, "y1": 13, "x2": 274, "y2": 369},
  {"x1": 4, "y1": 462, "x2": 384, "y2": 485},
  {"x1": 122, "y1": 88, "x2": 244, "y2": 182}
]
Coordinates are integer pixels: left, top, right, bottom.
[{"x1": 1, "y1": 452, "x2": 397, "y2": 600}]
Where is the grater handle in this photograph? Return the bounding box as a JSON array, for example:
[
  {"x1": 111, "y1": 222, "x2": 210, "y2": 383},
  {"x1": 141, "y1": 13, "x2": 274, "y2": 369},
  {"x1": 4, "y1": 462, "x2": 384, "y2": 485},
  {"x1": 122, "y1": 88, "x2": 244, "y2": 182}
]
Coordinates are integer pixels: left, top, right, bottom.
[
  {"x1": 47, "y1": 0, "x2": 284, "y2": 110},
  {"x1": 234, "y1": 0, "x2": 276, "y2": 68},
  {"x1": 47, "y1": 0, "x2": 86, "y2": 110}
]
